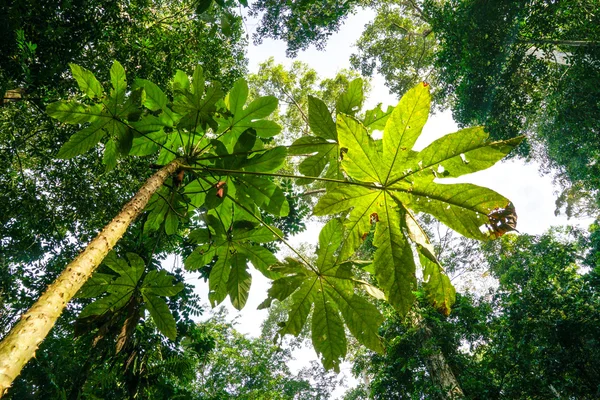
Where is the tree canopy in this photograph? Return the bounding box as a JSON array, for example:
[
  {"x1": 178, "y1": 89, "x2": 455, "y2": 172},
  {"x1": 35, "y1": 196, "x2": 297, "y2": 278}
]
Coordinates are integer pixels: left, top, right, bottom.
[{"x1": 1, "y1": 1, "x2": 599, "y2": 398}]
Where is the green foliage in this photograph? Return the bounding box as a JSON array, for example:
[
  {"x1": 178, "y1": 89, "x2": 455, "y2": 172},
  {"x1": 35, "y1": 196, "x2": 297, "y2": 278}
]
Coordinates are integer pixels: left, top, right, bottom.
[
  {"x1": 43, "y1": 63, "x2": 520, "y2": 372},
  {"x1": 347, "y1": 228, "x2": 600, "y2": 399},
  {"x1": 194, "y1": 311, "x2": 339, "y2": 399},
  {"x1": 78, "y1": 251, "x2": 183, "y2": 340},
  {"x1": 260, "y1": 219, "x2": 385, "y2": 371},
  {"x1": 351, "y1": 0, "x2": 437, "y2": 96},
  {"x1": 0, "y1": 0, "x2": 247, "y2": 97},
  {"x1": 47, "y1": 62, "x2": 143, "y2": 169},
  {"x1": 312, "y1": 82, "x2": 521, "y2": 316},
  {"x1": 249, "y1": 0, "x2": 363, "y2": 56}
]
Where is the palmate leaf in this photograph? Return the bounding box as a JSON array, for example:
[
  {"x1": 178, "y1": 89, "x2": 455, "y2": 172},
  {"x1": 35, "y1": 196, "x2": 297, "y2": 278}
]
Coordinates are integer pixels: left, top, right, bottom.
[
  {"x1": 260, "y1": 219, "x2": 384, "y2": 371},
  {"x1": 184, "y1": 209, "x2": 280, "y2": 310},
  {"x1": 314, "y1": 82, "x2": 523, "y2": 315},
  {"x1": 47, "y1": 61, "x2": 147, "y2": 170},
  {"x1": 78, "y1": 252, "x2": 143, "y2": 318},
  {"x1": 78, "y1": 252, "x2": 183, "y2": 339},
  {"x1": 223, "y1": 78, "x2": 280, "y2": 139},
  {"x1": 143, "y1": 293, "x2": 178, "y2": 340}
]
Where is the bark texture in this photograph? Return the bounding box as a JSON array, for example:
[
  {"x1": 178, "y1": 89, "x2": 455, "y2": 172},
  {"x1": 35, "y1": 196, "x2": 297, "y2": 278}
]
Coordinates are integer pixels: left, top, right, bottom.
[
  {"x1": 411, "y1": 311, "x2": 464, "y2": 399},
  {"x1": 0, "y1": 159, "x2": 181, "y2": 396}
]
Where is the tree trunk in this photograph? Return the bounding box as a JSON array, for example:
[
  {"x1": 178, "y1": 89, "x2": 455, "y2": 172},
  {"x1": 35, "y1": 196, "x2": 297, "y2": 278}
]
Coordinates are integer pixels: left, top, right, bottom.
[
  {"x1": 410, "y1": 311, "x2": 464, "y2": 399},
  {"x1": 0, "y1": 159, "x2": 181, "y2": 397}
]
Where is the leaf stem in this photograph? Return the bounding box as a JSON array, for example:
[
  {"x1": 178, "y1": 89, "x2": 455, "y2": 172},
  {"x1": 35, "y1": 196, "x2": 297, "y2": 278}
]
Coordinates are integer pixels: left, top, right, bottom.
[
  {"x1": 185, "y1": 166, "x2": 378, "y2": 189},
  {"x1": 224, "y1": 193, "x2": 318, "y2": 274}
]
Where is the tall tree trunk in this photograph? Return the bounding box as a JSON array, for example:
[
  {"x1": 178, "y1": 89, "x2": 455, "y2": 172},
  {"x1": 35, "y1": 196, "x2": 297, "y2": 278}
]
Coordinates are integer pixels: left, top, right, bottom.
[
  {"x1": 410, "y1": 311, "x2": 464, "y2": 399},
  {"x1": 0, "y1": 159, "x2": 181, "y2": 397}
]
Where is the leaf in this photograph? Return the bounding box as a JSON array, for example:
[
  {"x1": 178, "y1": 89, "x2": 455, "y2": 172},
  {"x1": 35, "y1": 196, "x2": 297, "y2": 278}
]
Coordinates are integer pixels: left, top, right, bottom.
[
  {"x1": 382, "y1": 82, "x2": 430, "y2": 184},
  {"x1": 196, "y1": 0, "x2": 213, "y2": 14},
  {"x1": 57, "y1": 120, "x2": 107, "y2": 159},
  {"x1": 336, "y1": 78, "x2": 363, "y2": 115},
  {"x1": 234, "y1": 176, "x2": 290, "y2": 216},
  {"x1": 69, "y1": 63, "x2": 103, "y2": 99},
  {"x1": 110, "y1": 61, "x2": 126, "y2": 105},
  {"x1": 311, "y1": 288, "x2": 347, "y2": 371},
  {"x1": 143, "y1": 293, "x2": 177, "y2": 340},
  {"x1": 227, "y1": 253, "x2": 252, "y2": 310},
  {"x1": 421, "y1": 252, "x2": 455, "y2": 317},
  {"x1": 46, "y1": 102, "x2": 103, "y2": 124},
  {"x1": 236, "y1": 243, "x2": 278, "y2": 279},
  {"x1": 185, "y1": 245, "x2": 217, "y2": 271},
  {"x1": 172, "y1": 69, "x2": 190, "y2": 92},
  {"x1": 241, "y1": 146, "x2": 287, "y2": 173},
  {"x1": 262, "y1": 220, "x2": 384, "y2": 370},
  {"x1": 79, "y1": 292, "x2": 132, "y2": 318},
  {"x1": 135, "y1": 79, "x2": 168, "y2": 112},
  {"x1": 144, "y1": 192, "x2": 170, "y2": 233},
  {"x1": 363, "y1": 103, "x2": 394, "y2": 131},
  {"x1": 142, "y1": 270, "x2": 184, "y2": 297},
  {"x1": 130, "y1": 130, "x2": 166, "y2": 156},
  {"x1": 402, "y1": 127, "x2": 524, "y2": 181},
  {"x1": 308, "y1": 95, "x2": 336, "y2": 140},
  {"x1": 77, "y1": 273, "x2": 114, "y2": 298},
  {"x1": 208, "y1": 249, "x2": 232, "y2": 307},
  {"x1": 391, "y1": 182, "x2": 510, "y2": 240},
  {"x1": 372, "y1": 195, "x2": 417, "y2": 315},
  {"x1": 312, "y1": 82, "x2": 521, "y2": 316},
  {"x1": 102, "y1": 139, "x2": 118, "y2": 171},
  {"x1": 224, "y1": 79, "x2": 280, "y2": 137},
  {"x1": 337, "y1": 114, "x2": 382, "y2": 183},
  {"x1": 103, "y1": 252, "x2": 145, "y2": 286}
]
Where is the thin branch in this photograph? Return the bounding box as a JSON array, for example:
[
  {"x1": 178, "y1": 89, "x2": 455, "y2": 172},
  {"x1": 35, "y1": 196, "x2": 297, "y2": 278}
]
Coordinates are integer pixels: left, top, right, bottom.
[
  {"x1": 187, "y1": 166, "x2": 375, "y2": 189},
  {"x1": 125, "y1": 122, "x2": 180, "y2": 157},
  {"x1": 225, "y1": 192, "x2": 318, "y2": 273}
]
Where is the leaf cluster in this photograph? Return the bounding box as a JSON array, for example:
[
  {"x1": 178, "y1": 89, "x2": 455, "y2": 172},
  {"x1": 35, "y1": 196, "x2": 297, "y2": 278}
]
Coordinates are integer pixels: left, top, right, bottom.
[{"x1": 46, "y1": 61, "x2": 521, "y2": 371}]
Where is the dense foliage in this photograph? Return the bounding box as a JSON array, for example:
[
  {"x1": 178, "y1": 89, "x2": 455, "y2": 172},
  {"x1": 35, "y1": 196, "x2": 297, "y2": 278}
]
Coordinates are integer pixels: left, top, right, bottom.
[
  {"x1": 1, "y1": 1, "x2": 599, "y2": 398},
  {"x1": 346, "y1": 228, "x2": 600, "y2": 399}
]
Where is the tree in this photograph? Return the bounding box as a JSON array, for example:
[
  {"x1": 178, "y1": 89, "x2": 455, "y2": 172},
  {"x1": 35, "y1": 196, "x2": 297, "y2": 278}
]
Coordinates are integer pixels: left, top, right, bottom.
[
  {"x1": 249, "y1": 0, "x2": 367, "y2": 57},
  {"x1": 0, "y1": 0, "x2": 247, "y2": 98},
  {"x1": 345, "y1": 226, "x2": 600, "y2": 399},
  {"x1": 427, "y1": 0, "x2": 600, "y2": 183},
  {"x1": 0, "y1": 60, "x2": 521, "y2": 394},
  {"x1": 195, "y1": 309, "x2": 338, "y2": 399},
  {"x1": 351, "y1": 0, "x2": 437, "y2": 97}
]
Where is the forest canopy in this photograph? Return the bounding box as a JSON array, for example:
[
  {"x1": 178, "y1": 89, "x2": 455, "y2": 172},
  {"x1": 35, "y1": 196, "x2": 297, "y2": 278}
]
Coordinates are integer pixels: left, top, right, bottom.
[{"x1": 0, "y1": 0, "x2": 599, "y2": 399}]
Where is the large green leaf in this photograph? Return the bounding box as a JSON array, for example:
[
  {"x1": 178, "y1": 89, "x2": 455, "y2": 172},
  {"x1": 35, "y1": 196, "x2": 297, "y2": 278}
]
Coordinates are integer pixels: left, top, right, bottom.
[
  {"x1": 224, "y1": 79, "x2": 280, "y2": 137},
  {"x1": 313, "y1": 82, "x2": 522, "y2": 315},
  {"x1": 70, "y1": 63, "x2": 103, "y2": 99},
  {"x1": 48, "y1": 61, "x2": 154, "y2": 164},
  {"x1": 227, "y1": 253, "x2": 252, "y2": 310},
  {"x1": 142, "y1": 270, "x2": 184, "y2": 297},
  {"x1": 143, "y1": 293, "x2": 177, "y2": 340},
  {"x1": 261, "y1": 219, "x2": 384, "y2": 371},
  {"x1": 186, "y1": 213, "x2": 280, "y2": 308}
]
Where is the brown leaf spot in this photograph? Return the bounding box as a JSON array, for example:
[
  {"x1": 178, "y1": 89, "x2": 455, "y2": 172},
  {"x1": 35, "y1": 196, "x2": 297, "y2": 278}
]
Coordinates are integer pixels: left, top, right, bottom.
[
  {"x1": 370, "y1": 212, "x2": 379, "y2": 223},
  {"x1": 486, "y1": 202, "x2": 518, "y2": 238}
]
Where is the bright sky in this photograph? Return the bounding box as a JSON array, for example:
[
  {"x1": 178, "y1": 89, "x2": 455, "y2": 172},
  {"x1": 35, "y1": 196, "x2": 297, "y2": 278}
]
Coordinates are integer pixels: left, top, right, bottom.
[{"x1": 186, "y1": 7, "x2": 594, "y2": 397}]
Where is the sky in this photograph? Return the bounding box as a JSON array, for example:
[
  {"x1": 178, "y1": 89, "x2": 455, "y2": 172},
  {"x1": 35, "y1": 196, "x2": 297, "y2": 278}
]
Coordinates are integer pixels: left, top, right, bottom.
[{"x1": 187, "y1": 6, "x2": 594, "y2": 397}]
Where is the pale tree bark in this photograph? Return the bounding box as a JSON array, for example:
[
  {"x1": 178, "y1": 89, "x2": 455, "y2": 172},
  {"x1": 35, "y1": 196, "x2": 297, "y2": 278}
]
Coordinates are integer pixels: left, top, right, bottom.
[
  {"x1": 410, "y1": 311, "x2": 465, "y2": 399},
  {"x1": 0, "y1": 159, "x2": 181, "y2": 397}
]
